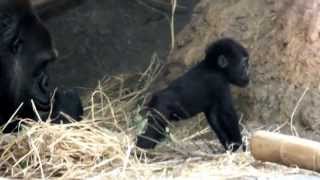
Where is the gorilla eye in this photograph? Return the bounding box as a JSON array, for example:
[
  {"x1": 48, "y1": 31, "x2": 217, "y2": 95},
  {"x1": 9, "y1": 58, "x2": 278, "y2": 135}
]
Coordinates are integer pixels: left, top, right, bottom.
[{"x1": 10, "y1": 34, "x2": 24, "y2": 54}]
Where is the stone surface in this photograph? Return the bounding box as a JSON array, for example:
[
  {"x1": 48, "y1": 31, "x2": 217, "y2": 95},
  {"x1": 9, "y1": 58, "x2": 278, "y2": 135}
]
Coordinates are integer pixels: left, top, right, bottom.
[
  {"x1": 156, "y1": 0, "x2": 320, "y2": 139},
  {"x1": 39, "y1": 0, "x2": 197, "y2": 95}
]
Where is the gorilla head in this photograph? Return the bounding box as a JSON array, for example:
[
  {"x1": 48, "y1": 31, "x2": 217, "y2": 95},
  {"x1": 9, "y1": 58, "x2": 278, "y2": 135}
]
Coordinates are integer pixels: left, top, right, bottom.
[
  {"x1": 205, "y1": 38, "x2": 249, "y2": 87},
  {"x1": 0, "y1": 0, "x2": 58, "y2": 127}
]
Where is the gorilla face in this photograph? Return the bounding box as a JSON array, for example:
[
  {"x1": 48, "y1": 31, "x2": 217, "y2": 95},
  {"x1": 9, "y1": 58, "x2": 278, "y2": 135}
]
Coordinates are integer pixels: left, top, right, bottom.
[
  {"x1": 0, "y1": 0, "x2": 58, "y2": 122},
  {"x1": 223, "y1": 55, "x2": 249, "y2": 87},
  {"x1": 212, "y1": 38, "x2": 250, "y2": 87}
]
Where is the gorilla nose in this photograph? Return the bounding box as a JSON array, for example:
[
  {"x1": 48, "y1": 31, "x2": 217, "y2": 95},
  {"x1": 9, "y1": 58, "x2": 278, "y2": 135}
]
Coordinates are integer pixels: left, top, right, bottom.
[
  {"x1": 31, "y1": 73, "x2": 51, "y2": 111},
  {"x1": 37, "y1": 49, "x2": 58, "y2": 62},
  {"x1": 40, "y1": 73, "x2": 49, "y2": 93},
  {"x1": 47, "y1": 49, "x2": 59, "y2": 61}
]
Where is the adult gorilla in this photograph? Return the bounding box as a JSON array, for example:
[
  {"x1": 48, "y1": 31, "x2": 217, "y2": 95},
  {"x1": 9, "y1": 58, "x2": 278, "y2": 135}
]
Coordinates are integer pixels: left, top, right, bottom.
[{"x1": 0, "y1": 0, "x2": 83, "y2": 132}]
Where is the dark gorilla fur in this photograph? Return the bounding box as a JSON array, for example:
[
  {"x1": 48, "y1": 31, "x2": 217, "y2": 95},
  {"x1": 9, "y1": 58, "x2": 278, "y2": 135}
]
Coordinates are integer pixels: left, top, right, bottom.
[
  {"x1": 0, "y1": 0, "x2": 83, "y2": 133},
  {"x1": 137, "y1": 38, "x2": 250, "y2": 152},
  {"x1": 51, "y1": 88, "x2": 84, "y2": 124}
]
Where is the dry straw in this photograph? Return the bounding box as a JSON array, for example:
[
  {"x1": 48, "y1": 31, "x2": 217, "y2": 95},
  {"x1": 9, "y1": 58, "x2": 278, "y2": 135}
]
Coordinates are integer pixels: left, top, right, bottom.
[
  {"x1": 0, "y1": 54, "x2": 318, "y2": 179},
  {"x1": 0, "y1": 1, "x2": 319, "y2": 179}
]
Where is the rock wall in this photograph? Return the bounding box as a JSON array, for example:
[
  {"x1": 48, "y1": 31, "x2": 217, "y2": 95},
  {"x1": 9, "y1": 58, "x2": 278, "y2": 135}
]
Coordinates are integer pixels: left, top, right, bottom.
[
  {"x1": 158, "y1": 0, "x2": 320, "y2": 138},
  {"x1": 37, "y1": 0, "x2": 197, "y2": 94}
]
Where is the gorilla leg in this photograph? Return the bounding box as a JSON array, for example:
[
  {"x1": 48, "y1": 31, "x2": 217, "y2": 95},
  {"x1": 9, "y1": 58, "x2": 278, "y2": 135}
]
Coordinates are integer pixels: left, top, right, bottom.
[{"x1": 136, "y1": 109, "x2": 169, "y2": 149}]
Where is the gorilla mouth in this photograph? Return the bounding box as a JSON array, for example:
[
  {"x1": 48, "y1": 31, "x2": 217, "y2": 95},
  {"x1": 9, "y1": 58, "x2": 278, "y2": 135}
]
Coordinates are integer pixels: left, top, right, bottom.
[
  {"x1": 235, "y1": 78, "x2": 249, "y2": 87},
  {"x1": 32, "y1": 73, "x2": 52, "y2": 111}
]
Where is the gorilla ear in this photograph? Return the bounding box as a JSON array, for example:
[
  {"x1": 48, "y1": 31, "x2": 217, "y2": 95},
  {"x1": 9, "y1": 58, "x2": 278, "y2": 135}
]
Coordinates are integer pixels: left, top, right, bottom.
[{"x1": 218, "y1": 55, "x2": 229, "y2": 68}]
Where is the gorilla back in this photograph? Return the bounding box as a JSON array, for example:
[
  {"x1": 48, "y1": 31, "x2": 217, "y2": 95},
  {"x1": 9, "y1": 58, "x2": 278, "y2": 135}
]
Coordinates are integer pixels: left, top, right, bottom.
[
  {"x1": 0, "y1": 0, "x2": 83, "y2": 132},
  {"x1": 137, "y1": 38, "x2": 250, "y2": 152}
]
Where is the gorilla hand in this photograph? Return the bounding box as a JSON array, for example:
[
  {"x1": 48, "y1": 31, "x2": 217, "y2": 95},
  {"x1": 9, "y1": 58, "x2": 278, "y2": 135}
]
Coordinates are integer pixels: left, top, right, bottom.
[{"x1": 50, "y1": 88, "x2": 83, "y2": 123}]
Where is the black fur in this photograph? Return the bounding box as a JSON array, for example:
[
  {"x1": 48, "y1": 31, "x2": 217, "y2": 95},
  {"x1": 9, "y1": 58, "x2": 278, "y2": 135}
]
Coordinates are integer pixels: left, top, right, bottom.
[
  {"x1": 136, "y1": 38, "x2": 249, "y2": 152},
  {"x1": 0, "y1": 0, "x2": 83, "y2": 133},
  {"x1": 51, "y1": 88, "x2": 84, "y2": 124}
]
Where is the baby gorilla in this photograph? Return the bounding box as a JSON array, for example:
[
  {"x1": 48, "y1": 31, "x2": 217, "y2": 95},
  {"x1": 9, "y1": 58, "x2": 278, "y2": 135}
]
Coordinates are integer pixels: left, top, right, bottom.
[{"x1": 136, "y1": 38, "x2": 249, "y2": 152}]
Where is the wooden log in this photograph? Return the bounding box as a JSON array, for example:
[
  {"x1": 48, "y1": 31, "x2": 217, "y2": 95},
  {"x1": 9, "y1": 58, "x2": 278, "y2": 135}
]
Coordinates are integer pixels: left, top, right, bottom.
[{"x1": 250, "y1": 131, "x2": 320, "y2": 172}]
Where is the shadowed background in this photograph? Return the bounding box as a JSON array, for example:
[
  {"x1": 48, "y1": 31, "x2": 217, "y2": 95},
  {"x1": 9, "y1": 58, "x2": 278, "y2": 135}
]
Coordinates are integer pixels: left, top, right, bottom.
[{"x1": 33, "y1": 0, "x2": 197, "y2": 95}]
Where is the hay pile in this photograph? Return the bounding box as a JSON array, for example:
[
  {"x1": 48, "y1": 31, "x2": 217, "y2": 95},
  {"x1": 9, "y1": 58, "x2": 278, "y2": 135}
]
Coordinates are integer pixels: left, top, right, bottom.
[{"x1": 0, "y1": 57, "x2": 318, "y2": 179}]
